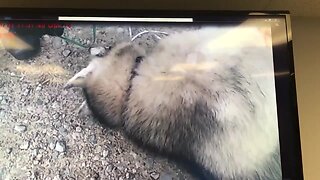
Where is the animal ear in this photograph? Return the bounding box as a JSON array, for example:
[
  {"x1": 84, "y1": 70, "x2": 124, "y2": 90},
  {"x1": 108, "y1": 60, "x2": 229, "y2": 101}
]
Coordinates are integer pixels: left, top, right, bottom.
[{"x1": 64, "y1": 62, "x2": 96, "y2": 89}]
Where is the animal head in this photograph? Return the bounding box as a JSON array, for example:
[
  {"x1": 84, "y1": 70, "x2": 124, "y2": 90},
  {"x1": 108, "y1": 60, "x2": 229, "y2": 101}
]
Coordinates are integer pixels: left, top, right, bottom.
[
  {"x1": 64, "y1": 42, "x2": 146, "y2": 127},
  {"x1": 64, "y1": 42, "x2": 146, "y2": 90}
]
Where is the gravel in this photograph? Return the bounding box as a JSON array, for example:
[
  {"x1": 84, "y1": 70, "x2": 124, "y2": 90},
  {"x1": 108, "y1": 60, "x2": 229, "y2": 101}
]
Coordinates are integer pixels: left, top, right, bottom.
[
  {"x1": 151, "y1": 172, "x2": 160, "y2": 179},
  {"x1": 49, "y1": 141, "x2": 56, "y2": 150},
  {"x1": 55, "y1": 141, "x2": 66, "y2": 152},
  {"x1": 20, "y1": 141, "x2": 30, "y2": 150},
  {"x1": 102, "y1": 149, "x2": 109, "y2": 157},
  {"x1": 62, "y1": 50, "x2": 71, "y2": 57},
  {"x1": 35, "y1": 85, "x2": 42, "y2": 91},
  {"x1": 53, "y1": 174, "x2": 62, "y2": 180},
  {"x1": 58, "y1": 127, "x2": 68, "y2": 136},
  {"x1": 0, "y1": 24, "x2": 200, "y2": 180},
  {"x1": 14, "y1": 124, "x2": 27, "y2": 132},
  {"x1": 90, "y1": 47, "x2": 106, "y2": 56},
  {"x1": 75, "y1": 126, "x2": 82, "y2": 132},
  {"x1": 6, "y1": 148, "x2": 13, "y2": 154},
  {"x1": 89, "y1": 134, "x2": 97, "y2": 144}
]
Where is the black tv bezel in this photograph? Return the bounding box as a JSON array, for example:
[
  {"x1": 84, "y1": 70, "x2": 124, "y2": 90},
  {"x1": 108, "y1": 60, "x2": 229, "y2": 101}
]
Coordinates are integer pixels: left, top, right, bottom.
[{"x1": 0, "y1": 8, "x2": 303, "y2": 180}]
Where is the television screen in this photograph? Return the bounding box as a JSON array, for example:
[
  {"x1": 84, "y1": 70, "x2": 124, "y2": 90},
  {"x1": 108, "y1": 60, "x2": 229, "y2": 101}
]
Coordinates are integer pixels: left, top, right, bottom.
[{"x1": 0, "y1": 9, "x2": 303, "y2": 180}]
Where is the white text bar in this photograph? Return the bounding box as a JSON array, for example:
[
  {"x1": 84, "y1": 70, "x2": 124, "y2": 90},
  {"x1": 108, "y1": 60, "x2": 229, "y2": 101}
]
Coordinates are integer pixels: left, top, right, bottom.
[{"x1": 58, "y1": 16, "x2": 193, "y2": 22}]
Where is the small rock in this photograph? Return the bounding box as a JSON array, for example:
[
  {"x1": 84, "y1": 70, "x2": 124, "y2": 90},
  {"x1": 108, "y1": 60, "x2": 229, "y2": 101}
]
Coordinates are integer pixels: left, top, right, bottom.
[
  {"x1": 64, "y1": 160, "x2": 70, "y2": 167},
  {"x1": 1, "y1": 98, "x2": 8, "y2": 105},
  {"x1": 90, "y1": 47, "x2": 106, "y2": 56},
  {"x1": 14, "y1": 124, "x2": 27, "y2": 132},
  {"x1": 35, "y1": 86, "x2": 42, "y2": 91},
  {"x1": 117, "y1": 148, "x2": 123, "y2": 154},
  {"x1": 49, "y1": 142, "x2": 56, "y2": 150},
  {"x1": 55, "y1": 141, "x2": 66, "y2": 152},
  {"x1": 135, "y1": 162, "x2": 141, "y2": 168},
  {"x1": 91, "y1": 172, "x2": 99, "y2": 179},
  {"x1": 52, "y1": 102, "x2": 59, "y2": 109},
  {"x1": 130, "y1": 151, "x2": 137, "y2": 159},
  {"x1": 23, "y1": 89, "x2": 30, "y2": 96},
  {"x1": 93, "y1": 155, "x2": 99, "y2": 161},
  {"x1": 72, "y1": 132, "x2": 80, "y2": 140},
  {"x1": 6, "y1": 148, "x2": 12, "y2": 154},
  {"x1": 101, "y1": 160, "x2": 108, "y2": 166},
  {"x1": 89, "y1": 135, "x2": 97, "y2": 144},
  {"x1": 159, "y1": 173, "x2": 173, "y2": 180},
  {"x1": 53, "y1": 174, "x2": 62, "y2": 180},
  {"x1": 62, "y1": 50, "x2": 71, "y2": 57},
  {"x1": 102, "y1": 150, "x2": 109, "y2": 157},
  {"x1": 32, "y1": 148, "x2": 39, "y2": 156},
  {"x1": 142, "y1": 170, "x2": 149, "y2": 177},
  {"x1": 53, "y1": 37, "x2": 62, "y2": 49},
  {"x1": 95, "y1": 145, "x2": 102, "y2": 154},
  {"x1": 62, "y1": 40, "x2": 67, "y2": 46},
  {"x1": 52, "y1": 129, "x2": 58, "y2": 135},
  {"x1": 106, "y1": 164, "x2": 113, "y2": 172},
  {"x1": 36, "y1": 154, "x2": 43, "y2": 160},
  {"x1": 125, "y1": 173, "x2": 131, "y2": 179},
  {"x1": 43, "y1": 34, "x2": 50, "y2": 41},
  {"x1": 28, "y1": 171, "x2": 39, "y2": 179},
  {"x1": 33, "y1": 160, "x2": 39, "y2": 165},
  {"x1": 75, "y1": 126, "x2": 82, "y2": 132},
  {"x1": 20, "y1": 141, "x2": 30, "y2": 150},
  {"x1": 33, "y1": 171, "x2": 40, "y2": 178},
  {"x1": 36, "y1": 99, "x2": 43, "y2": 105},
  {"x1": 53, "y1": 113, "x2": 60, "y2": 119},
  {"x1": 58, "y1": 127, "x2": 68, "y2": 136},
  {"x1": 150, "y1": 172, "x2": 160, "y2": 180},
  {"x1": 117, "y1": 165, "x2": 124, "y2": 171},
  {"x1": 43, "y1": 34, "x2": 50, "y2": 38},
  {"x1": 131, "y1": 168, "x2": 137, "y2": 174}
]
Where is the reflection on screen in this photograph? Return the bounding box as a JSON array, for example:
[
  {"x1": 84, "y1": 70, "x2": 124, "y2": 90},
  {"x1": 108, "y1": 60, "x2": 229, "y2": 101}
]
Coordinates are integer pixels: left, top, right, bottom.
[{"x1": 0, "y1": 20, "x2": 282, "y2": 180}]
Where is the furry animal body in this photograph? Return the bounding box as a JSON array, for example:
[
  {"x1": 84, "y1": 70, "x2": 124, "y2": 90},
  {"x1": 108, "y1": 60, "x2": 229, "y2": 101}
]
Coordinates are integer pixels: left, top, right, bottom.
[{"x1": 65, "y1": 26, "x2": 282, "y2": 180}]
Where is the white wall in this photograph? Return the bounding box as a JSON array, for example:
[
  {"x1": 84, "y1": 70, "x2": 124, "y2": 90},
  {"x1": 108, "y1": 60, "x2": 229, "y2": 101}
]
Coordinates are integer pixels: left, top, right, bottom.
[{"x1": 291, "y1": 16, "x2": 320, "y2": 180}]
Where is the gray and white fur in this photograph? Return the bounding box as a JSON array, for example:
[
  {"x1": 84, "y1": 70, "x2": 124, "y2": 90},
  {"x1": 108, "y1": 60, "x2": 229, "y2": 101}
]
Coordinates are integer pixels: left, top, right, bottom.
[{"x1": 65, "y1": 26, "x2": 282, "y2": 180}]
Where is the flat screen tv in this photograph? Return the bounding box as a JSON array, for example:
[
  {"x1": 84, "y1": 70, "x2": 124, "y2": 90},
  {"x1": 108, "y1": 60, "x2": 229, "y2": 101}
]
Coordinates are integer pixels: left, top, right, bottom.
[{"x1": 0, "y1": 9, "x2": 303, "y2": 180}]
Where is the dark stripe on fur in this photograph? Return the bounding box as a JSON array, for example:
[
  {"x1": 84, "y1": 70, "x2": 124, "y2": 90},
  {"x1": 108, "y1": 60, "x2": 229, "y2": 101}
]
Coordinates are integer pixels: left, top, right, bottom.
[
  {"x1": 122, "y1": 99, "x2": 220, "y2": 180},
  {"x1": 120, "y1": 56, "x2": 144, "y2": 116}
]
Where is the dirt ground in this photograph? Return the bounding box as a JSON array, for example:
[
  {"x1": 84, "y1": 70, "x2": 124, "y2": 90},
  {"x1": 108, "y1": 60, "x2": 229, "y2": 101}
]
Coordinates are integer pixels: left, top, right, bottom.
[{"x1": 0, "y1": 24, "x2": 200, "y2": 180}]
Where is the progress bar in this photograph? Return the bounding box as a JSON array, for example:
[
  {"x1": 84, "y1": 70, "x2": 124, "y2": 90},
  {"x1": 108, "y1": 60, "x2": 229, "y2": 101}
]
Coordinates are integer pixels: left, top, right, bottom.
[{"x1": 58, "y1": 16, "x2": 193, "y2": 22}]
